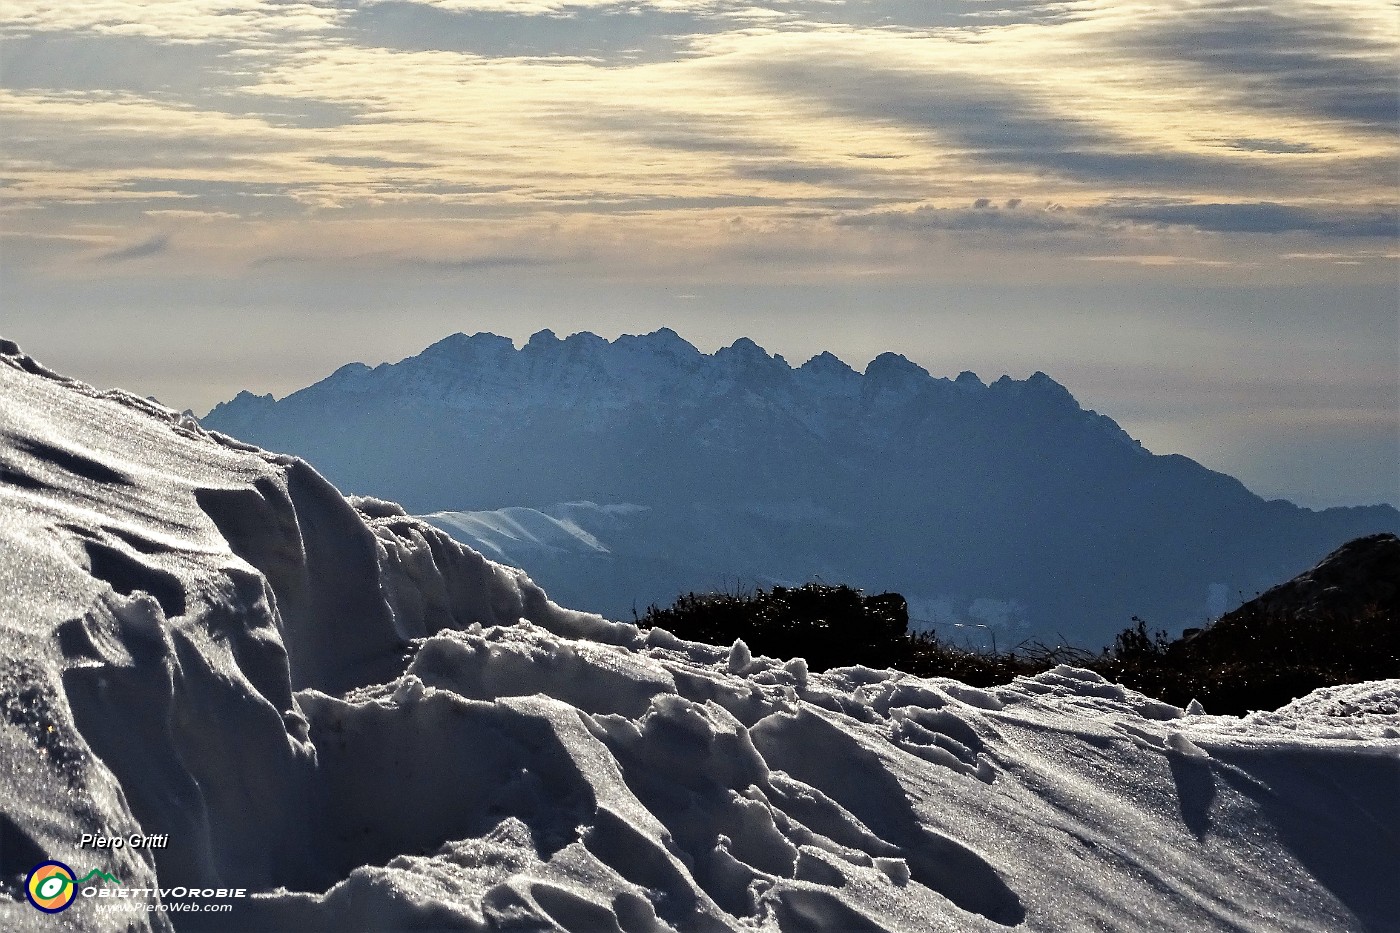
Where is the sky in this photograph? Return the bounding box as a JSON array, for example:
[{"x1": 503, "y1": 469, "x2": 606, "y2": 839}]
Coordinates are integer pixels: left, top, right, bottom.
[{"x1": 1, "y1": 0, "x2": 1396, "y2": 509}]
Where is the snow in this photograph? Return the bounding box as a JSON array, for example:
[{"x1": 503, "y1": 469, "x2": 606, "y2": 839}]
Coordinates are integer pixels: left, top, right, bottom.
[
  {"x1": 2, "y1": 339, "x2": 1398, "y2": 932},
  {"x1": 423, "y1": 505, "x2": 620, "y2": 562}
]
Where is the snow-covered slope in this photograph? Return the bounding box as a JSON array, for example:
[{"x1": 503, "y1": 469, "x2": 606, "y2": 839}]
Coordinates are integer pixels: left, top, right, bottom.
[
  {"x1": 418, "y1": 501, "x2": 827, "y2": 624},
  {"x1": 3, "y1": 340, "x2": 1398, "y2": 932},
  {"x1": 422, "y1": 503, "x2": 628, "y2": 564},
  {"x1": 203, "y1": 329, "x2": 1400, "y2": 646}
]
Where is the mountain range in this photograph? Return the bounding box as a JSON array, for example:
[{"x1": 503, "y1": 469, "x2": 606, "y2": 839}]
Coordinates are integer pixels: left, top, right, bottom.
[{"x1": 203, "y1": 329, "x2": 1399, "y2": 647}]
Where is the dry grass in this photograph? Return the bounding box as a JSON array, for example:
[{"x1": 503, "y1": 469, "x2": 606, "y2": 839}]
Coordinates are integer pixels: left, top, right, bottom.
[{"x1": 642, "y1": 584, "x2": 1398, "y2": 715}]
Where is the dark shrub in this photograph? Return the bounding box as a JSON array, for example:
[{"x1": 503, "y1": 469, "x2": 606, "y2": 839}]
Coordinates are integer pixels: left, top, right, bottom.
[
  {"x1": 641, "y1": 583, "x2": 909, "y2": 672},
  {"x1": 638, "y1": 535, "x2": 1398, "y2": 715}
]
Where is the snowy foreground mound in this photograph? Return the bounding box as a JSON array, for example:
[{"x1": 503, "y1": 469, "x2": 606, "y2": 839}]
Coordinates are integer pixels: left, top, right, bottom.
[{"x1": 1, "y1": 341, "x2": 1397, "y2": 933}]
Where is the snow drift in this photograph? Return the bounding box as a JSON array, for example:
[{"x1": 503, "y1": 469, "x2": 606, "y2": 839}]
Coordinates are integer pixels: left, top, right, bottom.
[{"x1": 1, "y1": 339, "x2": 1397, "y2": 932}]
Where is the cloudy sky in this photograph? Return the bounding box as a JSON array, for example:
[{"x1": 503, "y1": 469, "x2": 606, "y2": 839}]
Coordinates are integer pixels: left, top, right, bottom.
[{"x1": 1, "y1": 0, "x2": 1396, "y2": 508}]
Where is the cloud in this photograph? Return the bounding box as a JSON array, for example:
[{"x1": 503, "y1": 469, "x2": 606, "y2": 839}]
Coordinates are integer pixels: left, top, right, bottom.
[
  {"x1": 837, "y1": 203, "x2": 1085, "y2": 234},
  {"x1": 841, "y1": 196, "x2": 1400, "y2": 241},
  {"x1": 552, "y1": 109, "x2": 786, "y2": 157},
  {"x1": 0, "y1": 33, "x2": 242, "y2": 95},
  {"x1": 251, "y1": 250, "x2": 554, "y2": 271},
  {"x1": 142, "y1": 209, "x2": 240, "y2": 221},
  {"x1": 1221, "y1": 138, "x2": 1330, "y2": 155},
  {"x1": 315, "y1": 155, "x2": 439, "y2": 169},
  {"x1": 1117, "y1": 0, "x2": 1398, "y2": 132},
  {"x1": 342, "y1": 0, "x2": 725, "y2": 64},
  {"x1": 732, "y1": 159, "x2": 902, "y2": 190},
  {"x1": 772, "y1": 0, "x2": 1077, "y2": 30},
  {"x1": 2, "y1": 0, "x2": 1395, "y2": 280},
  {"x1": 98, "y1": 233, "x2": 170, "y2": 262},
  {"x1": 1073, "y1": 255, "x2": 1238, "y2": 268},
  {"x1": 120, "y1": 178, "x2": 305, "y2": 212},
  {"x1": 409, "y1": 254, "x2": 555, "y2": 270},
  {"x1": 1090, "y1": 201, "x2": 1398, "y2": 238},
  {"x1": 741, "y1": 56, "x2": 1290, "y2": 191},
  {"x1": 0, "y1": 25, "x2": 362, "y2": 130},
  {"x1": 0, "y1": 0, "x2": 342, "y2": 41},
  {"x1": 1283, "y1": 250, "x2": 1399, "y2": 263}
]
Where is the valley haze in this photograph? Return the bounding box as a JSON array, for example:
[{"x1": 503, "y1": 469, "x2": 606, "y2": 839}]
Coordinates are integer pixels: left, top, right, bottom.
[{"x1": 202, "y1": 329, "x2": 1400, "y2": 648}]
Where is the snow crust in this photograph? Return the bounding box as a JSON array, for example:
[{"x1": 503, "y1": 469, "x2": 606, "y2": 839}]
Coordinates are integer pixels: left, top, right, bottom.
[{"x1": 2, "y1": 340, "x2": 1398, "y2": 932}]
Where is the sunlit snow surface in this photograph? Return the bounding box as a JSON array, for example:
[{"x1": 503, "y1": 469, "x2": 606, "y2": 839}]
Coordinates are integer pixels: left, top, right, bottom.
[{"x1": 1, "y1": 340, "x2": 1397, "y2": 933}]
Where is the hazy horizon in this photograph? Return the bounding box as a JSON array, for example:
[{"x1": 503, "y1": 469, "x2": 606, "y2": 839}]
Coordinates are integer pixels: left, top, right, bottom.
[{"x1": 2, "y1": 0, "x2": 1396, "y2": 510}]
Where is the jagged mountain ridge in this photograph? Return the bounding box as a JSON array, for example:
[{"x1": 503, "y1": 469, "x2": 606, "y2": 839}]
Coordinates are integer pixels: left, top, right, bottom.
[
  {"x1": 204, "y1": 329, "x2": 1399, "y2": 646},
  {"x1": 208, "y1": 328, "x2": 1145, "y2": 509}
]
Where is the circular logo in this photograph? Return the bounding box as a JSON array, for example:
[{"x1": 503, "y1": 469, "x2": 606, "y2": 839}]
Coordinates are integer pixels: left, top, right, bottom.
[{"x1": 26, "y1": 861, "x2": 77, "y2": 913}]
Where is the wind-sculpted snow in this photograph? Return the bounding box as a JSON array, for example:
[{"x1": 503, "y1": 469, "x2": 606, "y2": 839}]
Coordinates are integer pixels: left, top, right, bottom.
[{"x1": 2, "y1": 340, "x2": 1397, "y2": 932}]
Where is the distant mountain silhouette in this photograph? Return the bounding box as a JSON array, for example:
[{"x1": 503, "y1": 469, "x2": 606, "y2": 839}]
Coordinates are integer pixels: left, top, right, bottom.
[{"x1": 203, "y1": 329, "x2": 1399, "y2": 646}]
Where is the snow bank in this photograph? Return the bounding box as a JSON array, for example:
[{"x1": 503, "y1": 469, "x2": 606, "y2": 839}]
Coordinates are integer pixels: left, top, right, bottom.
[{"x1": 1, "y1": 340, "x2": 1397, "y2": 932}]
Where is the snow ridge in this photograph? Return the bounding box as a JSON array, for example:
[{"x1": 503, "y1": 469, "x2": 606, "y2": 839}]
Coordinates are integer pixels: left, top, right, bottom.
[{"x1": 3, "y1": 341, "x2": 1397, "y2": 932}]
